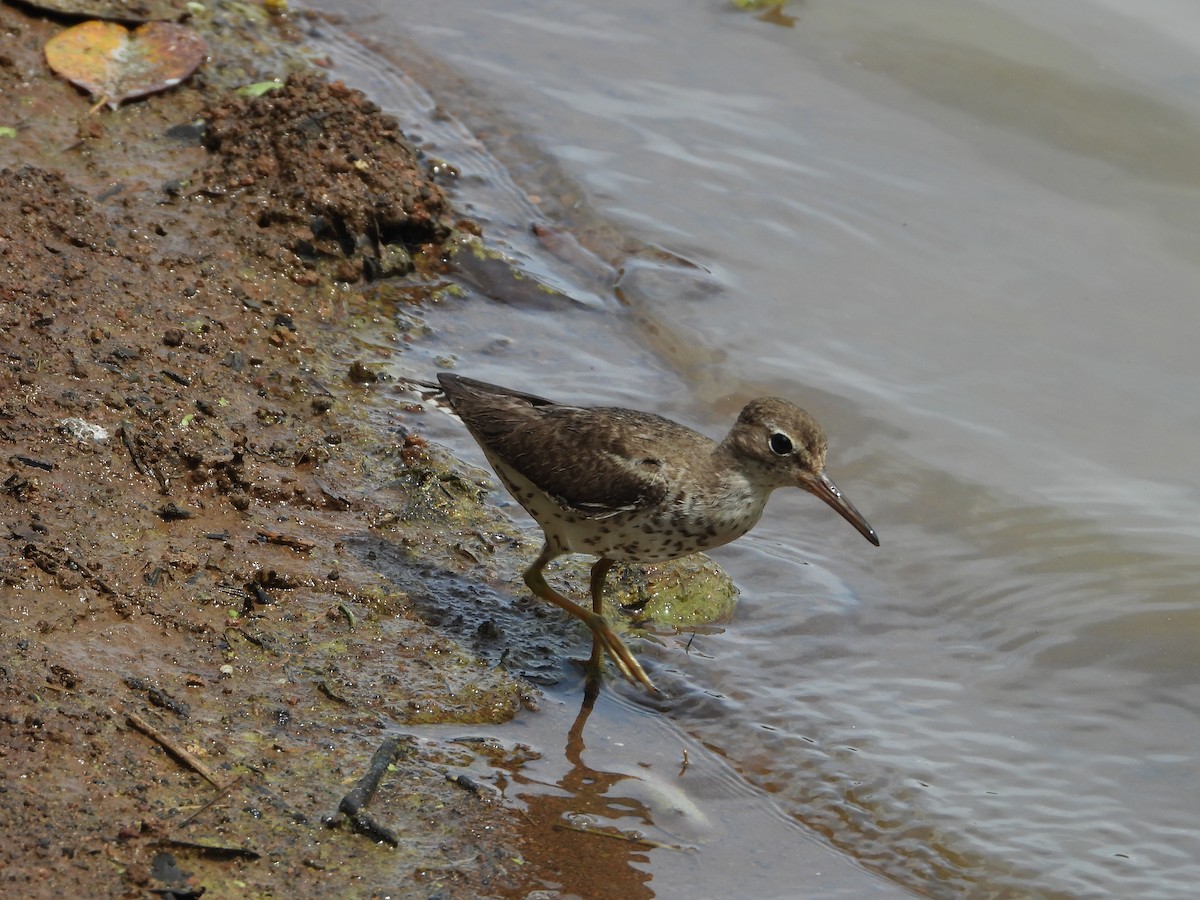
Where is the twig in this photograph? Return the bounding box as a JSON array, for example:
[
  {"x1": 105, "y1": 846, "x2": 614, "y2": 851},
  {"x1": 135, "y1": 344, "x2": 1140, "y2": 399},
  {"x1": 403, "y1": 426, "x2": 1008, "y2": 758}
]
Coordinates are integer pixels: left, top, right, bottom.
[
  {"x1": 552, "y1": 821, "x2": 686, "y2": 851},
  {"x1": 126, "y1": 710, "x2": 227, "y2": 789},
  {"x1": 12, "y1": 454, "x2": 53, "y2": 471},
  {"x1": 159, "y1": 838, "x2": 260, "y2": 860},
  {"x1": 340, "y1": 809, "x2": 399, "y2": 846},
  {"x1": 119, "y1": 421, "x2": 148, "y2": 475},
  {"x1": 339, "y1": 737, "x2": 403, "y2": 814},
  {"x1": 176, "y1": 774, "x2": 249, "y2": 827},
  {"x1": 324, "y1": 736, "x2": 416, "y2": 845},
  {"x1": 257, "y1": 530, "x2": 316, "y2": 552},
  {"x1": 120, "y1": 421, "x2": 170, "y2": 491},
  {"x1": 23, "y1": 543, "x2": 114, "y2": 594}
]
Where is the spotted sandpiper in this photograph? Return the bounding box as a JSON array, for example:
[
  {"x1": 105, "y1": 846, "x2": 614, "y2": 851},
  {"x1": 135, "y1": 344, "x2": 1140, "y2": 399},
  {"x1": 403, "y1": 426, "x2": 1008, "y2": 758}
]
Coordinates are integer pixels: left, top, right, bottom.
[{"x1": 432, "y1": 373, "x2": 879, "y2": 693}]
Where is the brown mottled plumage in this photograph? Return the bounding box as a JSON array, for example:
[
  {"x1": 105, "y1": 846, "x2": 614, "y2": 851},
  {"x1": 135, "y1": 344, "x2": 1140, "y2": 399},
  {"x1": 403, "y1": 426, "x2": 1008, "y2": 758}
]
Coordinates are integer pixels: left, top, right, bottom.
[{"x1": 435, "y1": 373, "x2": 878, "y2": 693}]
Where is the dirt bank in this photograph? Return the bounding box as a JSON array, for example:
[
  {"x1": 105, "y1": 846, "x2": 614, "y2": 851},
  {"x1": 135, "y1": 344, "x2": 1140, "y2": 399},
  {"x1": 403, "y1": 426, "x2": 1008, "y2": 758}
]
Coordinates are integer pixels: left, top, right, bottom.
[{"x1": 0, "y1": 4, "x2": 542, "y2": 896}]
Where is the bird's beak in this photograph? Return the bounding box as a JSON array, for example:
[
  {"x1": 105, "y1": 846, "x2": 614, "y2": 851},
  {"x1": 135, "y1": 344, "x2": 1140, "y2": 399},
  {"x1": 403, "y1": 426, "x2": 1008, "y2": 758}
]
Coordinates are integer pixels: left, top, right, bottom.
[{"x1": 803, "y1": 472, "x2": 880, "y2": 546}]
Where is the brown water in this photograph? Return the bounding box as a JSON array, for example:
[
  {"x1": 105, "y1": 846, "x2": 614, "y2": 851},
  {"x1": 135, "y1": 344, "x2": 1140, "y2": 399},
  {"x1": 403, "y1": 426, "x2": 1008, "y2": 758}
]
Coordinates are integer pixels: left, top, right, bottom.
[{"x1": 306, "y1": 0, "x2": 1200, "y2": 896}]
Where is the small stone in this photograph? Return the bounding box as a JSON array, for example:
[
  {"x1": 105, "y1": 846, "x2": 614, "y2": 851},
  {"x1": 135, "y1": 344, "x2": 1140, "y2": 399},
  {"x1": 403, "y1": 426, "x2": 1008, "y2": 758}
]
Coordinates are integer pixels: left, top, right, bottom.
[
  {"x1": 158, "y1": 503, "x2": 193, "y2": 521},
  {"x1": 347, "y1": 361, "x2": 378, "y2": 384}
]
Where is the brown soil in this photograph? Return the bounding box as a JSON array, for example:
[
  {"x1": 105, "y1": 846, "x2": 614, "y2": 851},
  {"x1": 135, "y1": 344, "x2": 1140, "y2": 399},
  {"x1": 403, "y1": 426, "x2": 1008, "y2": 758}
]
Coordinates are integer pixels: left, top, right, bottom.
[{"x1": 0, "y1": 4, "x2": 551, "y2": 897}]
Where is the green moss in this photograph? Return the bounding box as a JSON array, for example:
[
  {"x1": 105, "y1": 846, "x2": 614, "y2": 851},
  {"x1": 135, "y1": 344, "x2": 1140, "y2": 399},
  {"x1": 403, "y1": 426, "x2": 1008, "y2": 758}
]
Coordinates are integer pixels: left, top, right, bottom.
[{"x1": 603, "y1": 556, "x2": 739, "y2": 629}]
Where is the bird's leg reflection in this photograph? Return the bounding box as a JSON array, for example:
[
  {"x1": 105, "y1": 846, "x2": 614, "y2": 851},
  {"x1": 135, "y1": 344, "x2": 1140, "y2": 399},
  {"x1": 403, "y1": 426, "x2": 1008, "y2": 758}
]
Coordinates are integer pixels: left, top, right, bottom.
[
  {"x1": 565, "y1": 675, "x2": 601, "y2": 767},
  {"x1": 506, "y1": 679, "x2": 656, "y2": 897}
]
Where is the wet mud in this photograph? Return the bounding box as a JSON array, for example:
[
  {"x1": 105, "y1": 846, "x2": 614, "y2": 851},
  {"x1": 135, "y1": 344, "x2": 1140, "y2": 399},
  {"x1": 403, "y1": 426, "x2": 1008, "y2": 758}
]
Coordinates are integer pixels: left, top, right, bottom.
[{"x1": 0, "y1": 4, "x2": 536, "y2": 896}]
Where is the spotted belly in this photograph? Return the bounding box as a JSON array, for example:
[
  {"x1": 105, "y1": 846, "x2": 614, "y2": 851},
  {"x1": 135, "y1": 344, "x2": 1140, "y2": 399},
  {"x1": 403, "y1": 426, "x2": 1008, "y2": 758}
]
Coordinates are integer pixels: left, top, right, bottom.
[{"x1": 489, "y1": 457, "x2": 765, "y2": 562}]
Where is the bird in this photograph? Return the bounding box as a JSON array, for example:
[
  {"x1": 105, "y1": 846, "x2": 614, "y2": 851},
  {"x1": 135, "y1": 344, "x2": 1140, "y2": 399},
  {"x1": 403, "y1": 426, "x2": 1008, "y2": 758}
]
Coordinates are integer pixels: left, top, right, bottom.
[{"x1": 429, "y1": 372, "x2": 879, "y2": 693}]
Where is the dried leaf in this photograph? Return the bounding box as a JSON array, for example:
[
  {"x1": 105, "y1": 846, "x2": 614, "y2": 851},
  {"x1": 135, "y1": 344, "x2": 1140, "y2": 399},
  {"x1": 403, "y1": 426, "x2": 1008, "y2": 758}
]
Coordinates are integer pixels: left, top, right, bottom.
[{"x1": 44, "y1": 20, "x2": 207, "y2": 110}]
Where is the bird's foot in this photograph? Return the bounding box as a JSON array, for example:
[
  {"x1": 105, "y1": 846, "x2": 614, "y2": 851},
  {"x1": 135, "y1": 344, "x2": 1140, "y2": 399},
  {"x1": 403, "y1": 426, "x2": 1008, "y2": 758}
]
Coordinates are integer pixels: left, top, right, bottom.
[{"x1": 587, "y1": 620, "x2": 658, "y2": 695}]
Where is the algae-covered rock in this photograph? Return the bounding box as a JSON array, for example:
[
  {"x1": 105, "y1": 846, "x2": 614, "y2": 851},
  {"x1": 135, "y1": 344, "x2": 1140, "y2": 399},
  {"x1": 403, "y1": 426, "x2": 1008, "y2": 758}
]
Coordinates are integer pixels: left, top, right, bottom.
[{"x1": 604, "y1": 556, "x2": 739, "y2": 630}]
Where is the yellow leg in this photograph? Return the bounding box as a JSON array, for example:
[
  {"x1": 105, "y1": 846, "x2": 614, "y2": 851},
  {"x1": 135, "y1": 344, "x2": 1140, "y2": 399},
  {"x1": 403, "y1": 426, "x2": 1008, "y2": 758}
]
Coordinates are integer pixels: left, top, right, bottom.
[
  {"x1": 523, "y1": 547, "x2": 657, "y2": 694},
  {"x1": 587, "y1": 557, "x2": 615, "y2": 676}
]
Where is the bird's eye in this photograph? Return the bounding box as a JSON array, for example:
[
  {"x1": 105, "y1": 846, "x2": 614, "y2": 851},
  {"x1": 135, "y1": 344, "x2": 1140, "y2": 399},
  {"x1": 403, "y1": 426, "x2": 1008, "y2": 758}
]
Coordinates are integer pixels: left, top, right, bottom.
[{"x1": 769, "y1": 432, "x2": 794, "y2": 456}]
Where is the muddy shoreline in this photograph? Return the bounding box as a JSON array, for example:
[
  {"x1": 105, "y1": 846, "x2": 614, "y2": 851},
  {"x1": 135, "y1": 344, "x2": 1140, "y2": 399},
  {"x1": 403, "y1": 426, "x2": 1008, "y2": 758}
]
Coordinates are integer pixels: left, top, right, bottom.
[
  {"x1": 0, "y1": 0, "x2": 747, "y2": 893},
  {"x1": 0, "y1": 4, "x2": 552, "y2": 896}
]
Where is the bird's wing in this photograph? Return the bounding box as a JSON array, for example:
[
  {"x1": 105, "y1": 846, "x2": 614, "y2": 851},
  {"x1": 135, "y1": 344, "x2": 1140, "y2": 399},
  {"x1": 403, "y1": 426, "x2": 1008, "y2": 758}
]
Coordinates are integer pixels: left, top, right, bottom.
[
  {"x1": 510, "y1": 406, "x2": 676, "y2": 515},
  {"x1": 437, "y1": 375, "x2": 703, "y2": 515}
]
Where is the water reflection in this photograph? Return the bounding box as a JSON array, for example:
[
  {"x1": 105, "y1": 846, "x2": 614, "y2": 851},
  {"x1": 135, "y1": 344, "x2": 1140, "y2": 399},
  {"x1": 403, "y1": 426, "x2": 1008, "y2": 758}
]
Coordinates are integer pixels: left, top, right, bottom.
[{"x1": 505, "y1": 682, "x2": 658, "y2": 898}]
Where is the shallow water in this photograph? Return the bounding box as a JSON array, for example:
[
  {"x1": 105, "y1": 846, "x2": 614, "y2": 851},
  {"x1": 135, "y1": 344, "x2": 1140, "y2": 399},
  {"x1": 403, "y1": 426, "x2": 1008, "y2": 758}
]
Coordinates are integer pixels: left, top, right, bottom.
[{"x1": 306, "y1": 0, "x2": 1200, "y2": 895}]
